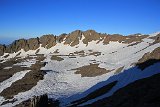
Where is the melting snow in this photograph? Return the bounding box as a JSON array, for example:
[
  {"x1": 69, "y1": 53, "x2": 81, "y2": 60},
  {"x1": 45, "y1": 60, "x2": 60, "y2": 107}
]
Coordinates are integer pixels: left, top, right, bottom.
[
  {"x1": 0, "y1": 70, "x2": 30, "y2": 106},
  {"x1": 0, "y1": 36, "x2": 160, "y2": 107}
]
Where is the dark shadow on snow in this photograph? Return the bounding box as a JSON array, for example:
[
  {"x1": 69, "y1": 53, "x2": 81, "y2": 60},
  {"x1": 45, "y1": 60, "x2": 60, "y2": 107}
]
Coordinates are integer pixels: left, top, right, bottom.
[{"x1": 65, "y1": 59, "x2": 160, "y2": 107}]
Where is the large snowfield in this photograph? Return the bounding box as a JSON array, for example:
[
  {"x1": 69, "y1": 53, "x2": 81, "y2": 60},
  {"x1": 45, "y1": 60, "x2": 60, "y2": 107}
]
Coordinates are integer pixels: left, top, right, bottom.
[{"x1": 0, "y1": 34, "x2": 160, "y2": 107}]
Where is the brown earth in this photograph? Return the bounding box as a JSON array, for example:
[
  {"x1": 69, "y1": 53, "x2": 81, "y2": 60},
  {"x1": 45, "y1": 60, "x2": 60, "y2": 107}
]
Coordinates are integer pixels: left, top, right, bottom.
[
  {"x1": 0, "y1": 55, "x2": 46, "y2": 99},
  {"x1": 74, "y1": 50, "x2": 85, "y2": 56},
  {"x1": 0, "y1": 58, "x2": 30, "y2": 82},
  {"x1": 51, "y1": 55, "x2": 64, "y2": 61},
  {"x1": 73, "y1": 64, "x2": 110, "y2": 77}
]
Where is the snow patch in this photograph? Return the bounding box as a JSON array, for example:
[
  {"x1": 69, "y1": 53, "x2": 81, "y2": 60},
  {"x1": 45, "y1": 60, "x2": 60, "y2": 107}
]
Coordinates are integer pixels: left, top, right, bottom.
[{"x1": 0, "y1": 70, "x2": 30, "y2": 93}]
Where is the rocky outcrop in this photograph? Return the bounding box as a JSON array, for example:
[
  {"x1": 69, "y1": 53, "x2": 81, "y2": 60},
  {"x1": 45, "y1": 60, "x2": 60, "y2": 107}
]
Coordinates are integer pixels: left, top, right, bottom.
[
  {"x1": 0, "y1": 37, "x2": 40, "y2": 55},
  {"x1": 14, "y1": 94, "x2": 59, "y2": 107},
  {"x1": 103, "y1": 34, "x2": 147, "y2": 44},
  {"x1": 136, "y1": 47, "x2": 160, "y2": 70},
  {"x1": 0, "y1": 44, "x2": 6, "y2": 56},
  {"x1": 126, "y1": 34, "x2": 148, "y2": 43},
  {"x1": 5, "y1": 39, "x2": 28, "y2": 53},
  {"x1": 150, "y1": 33, "x2": 160, "y2": 45},
  {"x1": 73, "y1": 64, "x2": 110, "y2": 77},
  {"x1": 83, "y1": 30, "x2": 102, "y2": 45},
  {"x1": 39, "y1": 34, "x2": 56, "y2": 49},
  {"x1": 138, "y1": 47, "x2": 160, "y2": 64},
  {"x1": 0, "y1": 55, "x2": 45, "y2": 99},
  {"x1": 64, "y1": 30, "x2": 82, "y2": 46},
  {"x1": 64, "y1": 30, "x2": 104, "y2": 46},
  {"x1": 2, "y1": 38, "x2": 40, "y2": 53},
  {"x1": 103, "y1": 34, "x2": 125, "y2": 44},
  {"x1": 27, "y1": 38, "x2": 40, "y2": 50},
  {"x1": 84, "y1": 73, "x2": 160, "y2": 107},
  {"x1": 0, "y1": 30, "x2": 150, "y2": 56},
  {"x1": 56, "y1": 33, "x2": 67, "y2": 43}
]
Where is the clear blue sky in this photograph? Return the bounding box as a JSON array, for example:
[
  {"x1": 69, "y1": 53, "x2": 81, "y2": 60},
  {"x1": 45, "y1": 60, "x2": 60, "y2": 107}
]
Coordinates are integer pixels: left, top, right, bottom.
[{"x1": 0, "y1": 0, "x2": 160, "y2": 44}]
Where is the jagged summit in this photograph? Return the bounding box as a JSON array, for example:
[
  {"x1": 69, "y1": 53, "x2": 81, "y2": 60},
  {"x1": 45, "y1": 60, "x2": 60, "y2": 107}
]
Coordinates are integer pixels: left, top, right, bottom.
[
  {"x1": 0, "y1": 30, "x2": 160, "y2": 107},
  {"x1": 0, "y1": 30, "x2": 158, "y2": 56}
]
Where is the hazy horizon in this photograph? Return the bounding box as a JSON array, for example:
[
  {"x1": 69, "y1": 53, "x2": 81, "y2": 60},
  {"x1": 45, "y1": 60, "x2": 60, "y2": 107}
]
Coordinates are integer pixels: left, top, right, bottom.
[{"x1": 0, "y1": 0, "x2": 160, "y2": 44}]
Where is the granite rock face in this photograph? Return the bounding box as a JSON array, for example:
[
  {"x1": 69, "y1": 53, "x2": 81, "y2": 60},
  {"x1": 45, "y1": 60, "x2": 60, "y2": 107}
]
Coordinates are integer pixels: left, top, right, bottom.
[
  {"x1": 15, "y1": 94, "x2": 59, "y2": 107},
  {"x1": 4, "y1": 39, "x2": 27, "y2": 53},
  {"x1": 39, "y1": 34, "x2": 56, "y2": 49},
  {"x1": 83, "y1": 30, "x2": 102, "y2": 45},
  {"x1": 1, "y1": 37, "x2": 40, "y2": 54},
  {"x1": 138, "y1": 47, "x2": 160, "y2": 63},
  {"x1": 27, "y1": 38, "x2": 40, "y2": 50},
  {"x1": 56, "y1": 33, "x2": 67, "y2": 43},
  {"x1": 64, "y1": 30, "x2": 82, "y2": 46},
  {"x1": 0, "y1": 30, "x2": 156, "y2": 56},
  {"x1": 136, "y1": 47, "x2": 160, "y2": 70},
  {"x1": 103, "y1": 33, "x2": 147, "y2": 44},
  {"x1": 150, "y1": 33, "x2": 160, "y2": 44}
]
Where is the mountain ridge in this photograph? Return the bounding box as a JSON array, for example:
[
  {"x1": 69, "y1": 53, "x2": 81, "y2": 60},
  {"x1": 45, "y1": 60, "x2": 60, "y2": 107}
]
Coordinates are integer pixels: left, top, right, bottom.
[
  {"x1": 1, "y1": 30, "x2": 158, "y2": 56},
  {"x1": 0, "y1": 30, "x2": 160, "y2": 107}
]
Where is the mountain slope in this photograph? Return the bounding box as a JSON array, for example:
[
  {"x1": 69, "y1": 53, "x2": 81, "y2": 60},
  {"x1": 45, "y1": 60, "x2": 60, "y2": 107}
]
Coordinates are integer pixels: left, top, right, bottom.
[{"x1": 0, "y1": 30, "x2": 159, "y2": 107}]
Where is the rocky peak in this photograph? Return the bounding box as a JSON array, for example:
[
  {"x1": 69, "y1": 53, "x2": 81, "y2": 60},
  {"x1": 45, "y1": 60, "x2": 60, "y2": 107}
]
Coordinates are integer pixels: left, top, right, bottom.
[
  {"x1": 56, "y1": 33, "x2": 67, "y2": 43},
  {"x1": 5, "y1": 39, "x2": 28, "y2": 53},
  {"x1": 103, "y1": 34, "x2": 125, "y2": 44},
  {"x1": 0, "y1": 30, "x2": 154, "y2": 56},
  {"x1": 83, "y1": 30, "x2": 101, "y2": 45},
  {"x1": 64, "y1": 30, "x2": 83, "y2": 46},
  {"x1": 0, "y1": 37, "x2": 40, "y2": 54},
  {"x1": 39, "y1": 34, "x2": 56, "y2": 49},
  {"x1": 27, "y1": 38, "x2": 40, "y2": 50},
  {"x1": 64, "y1": 30, "x2": 103, "y2": 46}
]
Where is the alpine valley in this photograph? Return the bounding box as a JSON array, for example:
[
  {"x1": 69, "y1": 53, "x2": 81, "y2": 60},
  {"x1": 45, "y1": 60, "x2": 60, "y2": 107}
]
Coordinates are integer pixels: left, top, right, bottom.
[{"x1": 0, "y1": 30, "x2": 160, "y2": 107}]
